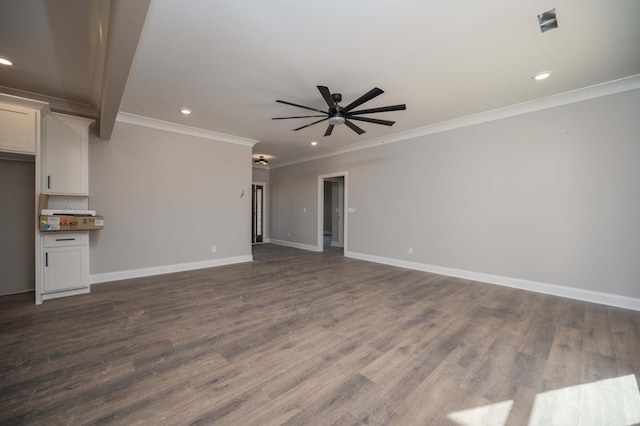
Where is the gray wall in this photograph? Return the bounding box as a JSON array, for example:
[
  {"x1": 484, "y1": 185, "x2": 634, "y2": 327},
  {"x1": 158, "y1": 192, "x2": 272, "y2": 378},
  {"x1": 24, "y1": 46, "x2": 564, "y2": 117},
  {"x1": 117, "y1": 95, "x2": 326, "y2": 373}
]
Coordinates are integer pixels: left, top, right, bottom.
[
  {"x1": 269, "y1": 89, "x2": 640, "y2": 299},
  {"x1": 252, "y1": 167, "x2": 269, "y2": 183},
  {"x1": 89, "y1": 121, "x2": 252, "y2": 275},
  {"x1": 0, "y1": 159, "x2": 35, "y2": 294}
]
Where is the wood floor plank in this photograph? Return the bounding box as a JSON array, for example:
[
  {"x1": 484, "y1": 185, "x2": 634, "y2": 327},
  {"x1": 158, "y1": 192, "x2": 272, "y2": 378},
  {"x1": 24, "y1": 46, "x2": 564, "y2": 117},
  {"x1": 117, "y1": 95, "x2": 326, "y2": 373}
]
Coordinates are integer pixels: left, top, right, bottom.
[
  {"x1": 0, "y1": 243, "x2": 638, "y2": 425},
  {"x1": 608, "y1": 307, "x2": 640, "y2": 377},
  {"x1": 541, "y1": 324, "x2": 583, "y2": 389},
  {"x1": 244, "y1": 345, "x2": 382, "y2": 426},
  {"x1": 583, "y1": 303, "x2": 615, "y2": 358}
]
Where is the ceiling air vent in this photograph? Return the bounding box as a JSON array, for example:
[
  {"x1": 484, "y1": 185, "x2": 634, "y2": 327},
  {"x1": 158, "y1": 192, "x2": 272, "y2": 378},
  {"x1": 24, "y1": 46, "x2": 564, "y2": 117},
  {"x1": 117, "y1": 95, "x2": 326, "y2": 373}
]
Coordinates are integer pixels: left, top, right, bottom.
[{"x1": 538, "y1": 8, "x2": 558, "y2": 33}]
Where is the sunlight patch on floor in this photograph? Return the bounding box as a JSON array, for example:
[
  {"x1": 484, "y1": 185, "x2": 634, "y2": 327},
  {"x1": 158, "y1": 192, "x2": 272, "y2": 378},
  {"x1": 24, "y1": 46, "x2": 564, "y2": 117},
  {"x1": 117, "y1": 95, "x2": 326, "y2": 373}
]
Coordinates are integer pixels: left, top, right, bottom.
[
  {"x1": 447, "y1": 400, "x2": 513, "y2": 426},
  {"x1": 529, "y1": 374, "x2": 640, "y2": 426},
  {"x1": 447, "y1": 374, "x2": 640, "y2": 426}
]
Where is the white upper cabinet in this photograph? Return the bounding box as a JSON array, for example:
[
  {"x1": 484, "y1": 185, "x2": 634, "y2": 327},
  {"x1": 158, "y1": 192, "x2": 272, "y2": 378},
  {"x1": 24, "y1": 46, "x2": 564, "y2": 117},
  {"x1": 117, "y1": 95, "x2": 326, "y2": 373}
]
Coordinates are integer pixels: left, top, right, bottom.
[
  {"x1": 0, "y1": 102, "x2": 38, "y2": 154},
  {"x1": 43, "y1": 113, "x2": 94, "y2": 195}
]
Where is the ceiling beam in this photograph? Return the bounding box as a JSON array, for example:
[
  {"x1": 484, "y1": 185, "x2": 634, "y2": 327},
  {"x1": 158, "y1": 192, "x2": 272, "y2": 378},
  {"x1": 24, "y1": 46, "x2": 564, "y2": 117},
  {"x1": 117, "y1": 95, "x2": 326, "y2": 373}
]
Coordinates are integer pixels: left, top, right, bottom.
[{"x1": 98, "y1": 0, "x2": 151, "y2": 139}]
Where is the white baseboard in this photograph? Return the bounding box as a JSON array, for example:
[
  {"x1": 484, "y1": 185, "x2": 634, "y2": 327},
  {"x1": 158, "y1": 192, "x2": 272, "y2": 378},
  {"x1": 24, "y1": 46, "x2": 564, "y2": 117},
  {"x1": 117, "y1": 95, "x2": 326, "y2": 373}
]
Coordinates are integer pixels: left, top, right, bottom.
[
  {"x1": 345, "y1": 250, "x2": 640, "y2": 311},
  {"x1": 331, "y1": 241, "x2": 344, "y2": 248},
  {"x1": 267, "y1": 239, "x2": 322, "y2": 252},
  {"x1": 90, "y1": 255, "x2": 254, "y2": 284},
  {"x1": 42, "y1": 286, "x2": 90, "y2": 301}
]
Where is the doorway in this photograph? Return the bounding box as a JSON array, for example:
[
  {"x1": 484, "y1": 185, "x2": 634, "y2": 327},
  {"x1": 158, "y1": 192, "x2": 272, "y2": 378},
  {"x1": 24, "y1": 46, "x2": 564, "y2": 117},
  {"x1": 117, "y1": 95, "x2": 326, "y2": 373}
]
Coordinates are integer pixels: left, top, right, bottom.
[
  {"x1": 252, "y1": 182, "x2": 266, "y2": 244},
  {"x1": 317, "y1": 172, "x2": 347, "y2": 253}
]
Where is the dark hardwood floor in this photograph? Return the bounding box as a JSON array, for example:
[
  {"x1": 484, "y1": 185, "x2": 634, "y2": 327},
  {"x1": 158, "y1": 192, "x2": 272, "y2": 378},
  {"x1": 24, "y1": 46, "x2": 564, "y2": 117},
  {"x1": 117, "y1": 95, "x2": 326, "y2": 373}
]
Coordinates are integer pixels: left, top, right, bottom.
[{"x1": 1, "y1": 244, "x2": 639, "y2": 425}]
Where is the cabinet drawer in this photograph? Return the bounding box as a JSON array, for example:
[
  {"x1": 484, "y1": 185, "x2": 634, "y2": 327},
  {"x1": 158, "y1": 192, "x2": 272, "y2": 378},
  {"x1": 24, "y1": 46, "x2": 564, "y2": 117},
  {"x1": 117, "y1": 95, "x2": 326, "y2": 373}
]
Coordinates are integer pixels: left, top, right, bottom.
[{"x1": 43, "y1": 232, "x2": 88, "y2": 247}]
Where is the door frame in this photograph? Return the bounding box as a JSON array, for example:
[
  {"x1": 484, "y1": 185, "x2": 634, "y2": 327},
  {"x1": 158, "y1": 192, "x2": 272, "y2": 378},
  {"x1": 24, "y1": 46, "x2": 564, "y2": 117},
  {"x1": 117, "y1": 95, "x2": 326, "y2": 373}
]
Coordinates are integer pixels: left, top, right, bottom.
[
  {"x1": 317, "y1": 172, "x2": 347, "y2": 252},
  {"x1": 252, "y1": 181, "x2": 268, "y2": 243}
]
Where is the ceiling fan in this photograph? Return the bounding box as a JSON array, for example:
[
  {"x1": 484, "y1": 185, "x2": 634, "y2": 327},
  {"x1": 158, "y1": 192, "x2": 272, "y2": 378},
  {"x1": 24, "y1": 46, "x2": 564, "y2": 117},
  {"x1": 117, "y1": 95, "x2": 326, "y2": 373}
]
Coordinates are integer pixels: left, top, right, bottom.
[{"x1": 273, "y1": 86, "x2": 406, "y2": 136}]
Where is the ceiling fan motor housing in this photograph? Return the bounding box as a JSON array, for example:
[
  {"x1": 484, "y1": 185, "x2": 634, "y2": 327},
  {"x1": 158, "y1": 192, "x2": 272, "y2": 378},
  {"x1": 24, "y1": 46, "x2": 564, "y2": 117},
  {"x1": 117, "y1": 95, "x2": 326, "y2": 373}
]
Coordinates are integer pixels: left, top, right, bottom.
[{"x1": 329, "y1": 105, "x2": 346, "y2": 125}]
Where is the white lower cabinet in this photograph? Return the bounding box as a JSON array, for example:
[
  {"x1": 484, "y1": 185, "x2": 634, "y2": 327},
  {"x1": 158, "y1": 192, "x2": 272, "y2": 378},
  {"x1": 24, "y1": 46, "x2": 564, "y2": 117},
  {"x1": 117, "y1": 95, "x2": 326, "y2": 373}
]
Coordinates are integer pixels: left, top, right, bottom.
[{"x1": 42, "y1": 232, "x2": 89, "y2": 300}]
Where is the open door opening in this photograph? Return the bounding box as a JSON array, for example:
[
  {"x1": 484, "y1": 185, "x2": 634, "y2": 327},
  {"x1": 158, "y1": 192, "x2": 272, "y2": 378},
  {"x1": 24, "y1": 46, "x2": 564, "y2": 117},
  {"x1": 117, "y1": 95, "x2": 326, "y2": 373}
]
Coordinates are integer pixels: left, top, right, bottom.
[
  {"x1": 252, "y1": 183, "x2": 264, "y2": 244},
  {"x1": 318, "y1": 173, "x2": 346, "y2": 254}
]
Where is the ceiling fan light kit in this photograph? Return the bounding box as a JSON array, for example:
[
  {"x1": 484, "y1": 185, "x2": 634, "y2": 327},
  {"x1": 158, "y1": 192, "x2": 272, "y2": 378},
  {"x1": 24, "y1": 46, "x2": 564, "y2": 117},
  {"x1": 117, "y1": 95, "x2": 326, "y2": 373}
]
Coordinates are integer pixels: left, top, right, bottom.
[
  {"x1": 328, "y1": 116, "x2": 345, "y2": 125},
  {"x1": 254, "y1": 156, "x2": 268, "y2": 165},
  {"x1": 273, "y1": 85, "x2": 406, "y2": 136}
]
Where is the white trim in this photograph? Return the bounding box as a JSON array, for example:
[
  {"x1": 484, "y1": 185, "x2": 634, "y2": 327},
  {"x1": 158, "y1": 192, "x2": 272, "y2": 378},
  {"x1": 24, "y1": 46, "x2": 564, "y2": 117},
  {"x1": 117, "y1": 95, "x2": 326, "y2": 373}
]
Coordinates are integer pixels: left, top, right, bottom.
[
  {"x1": 331, "y1": 241, "x2": 343, "y2": 248},
  {"x1": 49, "y1": 112, "x2": 95, "y2": 127},
  {"x1": 268, "y1": 239, "x2": 322, "y2": 252},
  {"x1": 271, "y1": 74, "x2": 640, "y2": 169},
  {"x1": 344, "y1": 250, "x2": 640, "y2": 312},
  {"x1": 42, "y1": 287, "x2": 90, "y2": 301},
  {"x1": 0, "y1": 91, "x2": 51, "y2": 113},
  {"x1": 317, "y1": 172, "x2": 348, "y2": 253},
  {"x1": 90, "y1": 255, "x2": 254, "y2": 284},
  {"x1": 116, "y1": 112, "x2": 259, "y2": 147}
]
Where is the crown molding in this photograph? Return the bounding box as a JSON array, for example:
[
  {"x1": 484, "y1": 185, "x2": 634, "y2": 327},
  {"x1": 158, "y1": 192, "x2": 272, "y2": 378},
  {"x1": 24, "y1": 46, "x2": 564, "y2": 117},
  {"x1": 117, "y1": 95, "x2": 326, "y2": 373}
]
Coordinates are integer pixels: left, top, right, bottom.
[
  {"x1": 48, "y1": 112, "x2": 95, "y2": 126},
  {"x1": 271, "y1": 74, "x2": 640, "y2": 169},
  {"x1": 0, "y1": 91, "x2": 51, "y2": 113},
  {"x1": 116, "y1": 112, "x2": 259, "y2": 147}
]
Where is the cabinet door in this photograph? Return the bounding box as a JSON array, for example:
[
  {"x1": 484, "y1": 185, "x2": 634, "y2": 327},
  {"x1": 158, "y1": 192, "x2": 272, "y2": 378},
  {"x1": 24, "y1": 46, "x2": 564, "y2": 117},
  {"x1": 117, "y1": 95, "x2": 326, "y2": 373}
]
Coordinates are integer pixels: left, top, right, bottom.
[
  {"x1": 44, "y1": 114, "x2": 90, "y2": 195},
  {"x1": 43, "y1": 245, "x2": 89, "y2": 293},
  {"x1": 0, "y1": 103, "x2": 37, "y2": 154}
]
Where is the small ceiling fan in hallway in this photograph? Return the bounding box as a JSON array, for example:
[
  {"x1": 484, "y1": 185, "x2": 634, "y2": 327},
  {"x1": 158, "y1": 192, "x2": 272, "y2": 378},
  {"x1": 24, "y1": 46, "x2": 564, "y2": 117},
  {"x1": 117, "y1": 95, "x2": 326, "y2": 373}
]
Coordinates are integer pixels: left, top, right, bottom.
[{"x1": 273, "y1": 85, "x2": 406, "y2": 136}]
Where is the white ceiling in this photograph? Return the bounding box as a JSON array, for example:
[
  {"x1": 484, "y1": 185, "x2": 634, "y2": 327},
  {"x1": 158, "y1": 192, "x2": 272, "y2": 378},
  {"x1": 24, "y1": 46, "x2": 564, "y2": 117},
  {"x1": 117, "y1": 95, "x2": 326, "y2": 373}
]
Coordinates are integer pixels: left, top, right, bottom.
[{"x1": 2, "y1": 0, "x2": 640, "y2": 167}]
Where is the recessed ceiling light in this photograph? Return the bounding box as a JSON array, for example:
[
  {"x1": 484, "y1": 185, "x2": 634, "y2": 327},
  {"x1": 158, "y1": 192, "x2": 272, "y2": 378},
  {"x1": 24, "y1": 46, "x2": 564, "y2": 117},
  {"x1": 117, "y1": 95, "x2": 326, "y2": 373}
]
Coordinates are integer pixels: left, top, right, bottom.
[
  {"x1": 533, "y1": 71, "x2": 551, "y2": 81},
  {"x1": 311, "y1": 141, "x2": 318, "y2": 146},
  {"x1": 0, "y1": 57, "x2": 14, "y2": 66},
  {"x1": 180, "y1": 108, "x2": 192, "y2": 115}
]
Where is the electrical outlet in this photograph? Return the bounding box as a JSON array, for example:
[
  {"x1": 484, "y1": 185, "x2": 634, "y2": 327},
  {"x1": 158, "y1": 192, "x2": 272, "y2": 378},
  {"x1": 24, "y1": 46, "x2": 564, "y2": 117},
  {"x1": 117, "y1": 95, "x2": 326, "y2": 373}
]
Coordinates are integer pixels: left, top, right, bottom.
[
  {"x1": 408, "y1": 247, "x2": 413, "y2": 254},
  {"x1": 287, "y1": 232, "x2": 291, "y2": 238},
  {"x1": 211, "y1": 245, "x2": 217, "y2": 253}
]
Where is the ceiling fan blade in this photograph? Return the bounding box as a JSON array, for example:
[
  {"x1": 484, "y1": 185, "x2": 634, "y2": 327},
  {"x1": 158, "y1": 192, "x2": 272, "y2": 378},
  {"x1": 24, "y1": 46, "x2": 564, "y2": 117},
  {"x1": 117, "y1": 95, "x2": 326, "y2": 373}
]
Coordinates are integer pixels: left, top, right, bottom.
[
  {"x1": 318, "y1": 86, "x2": 336, "y2": 109},
  {"x1": 344, "y1": 119, "x2": 365, "y2": 135},
  {"x1": 348, "y1": 116, "x2": 395, "y2": 126},
  {"x1": 324, "y1": 124, "x2": 334, "y2": 136},
  {"x1": 293, "y1": 117, "x2": 329, "y2": 131},
  {"x1": 272, "y1": 115, "x2": 327, "y2": 120},
  {"x1": 276, "y1": 100, "x2": 327, "y2": 114},
  {"x1": 347, "y1": 104, "x2": 407, "y2": 115},
  {"x1": 343, "y1": 87, "x2": 384, "y2": 112}
]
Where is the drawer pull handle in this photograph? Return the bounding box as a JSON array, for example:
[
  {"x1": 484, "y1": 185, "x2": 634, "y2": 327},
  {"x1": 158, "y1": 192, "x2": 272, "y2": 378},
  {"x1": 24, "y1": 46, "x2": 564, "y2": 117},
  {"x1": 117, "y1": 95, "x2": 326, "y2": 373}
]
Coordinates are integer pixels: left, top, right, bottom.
[
  {"x1": 47, "y1": 175, "x2": 51, "y2": 189},
  {"x1": 55, "y1": 238, "x2": 76, "y2": 241},
  {"x1": 45, "y1": 252, "x2": 48, "y2": 267}
]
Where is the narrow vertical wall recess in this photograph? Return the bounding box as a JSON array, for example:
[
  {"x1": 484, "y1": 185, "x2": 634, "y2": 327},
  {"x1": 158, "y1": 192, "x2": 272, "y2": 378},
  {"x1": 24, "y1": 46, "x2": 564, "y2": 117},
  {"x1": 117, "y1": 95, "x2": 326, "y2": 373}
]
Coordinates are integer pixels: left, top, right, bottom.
[{"x1": 252, "y1": 184, "x2": 264, "y2": 243}]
